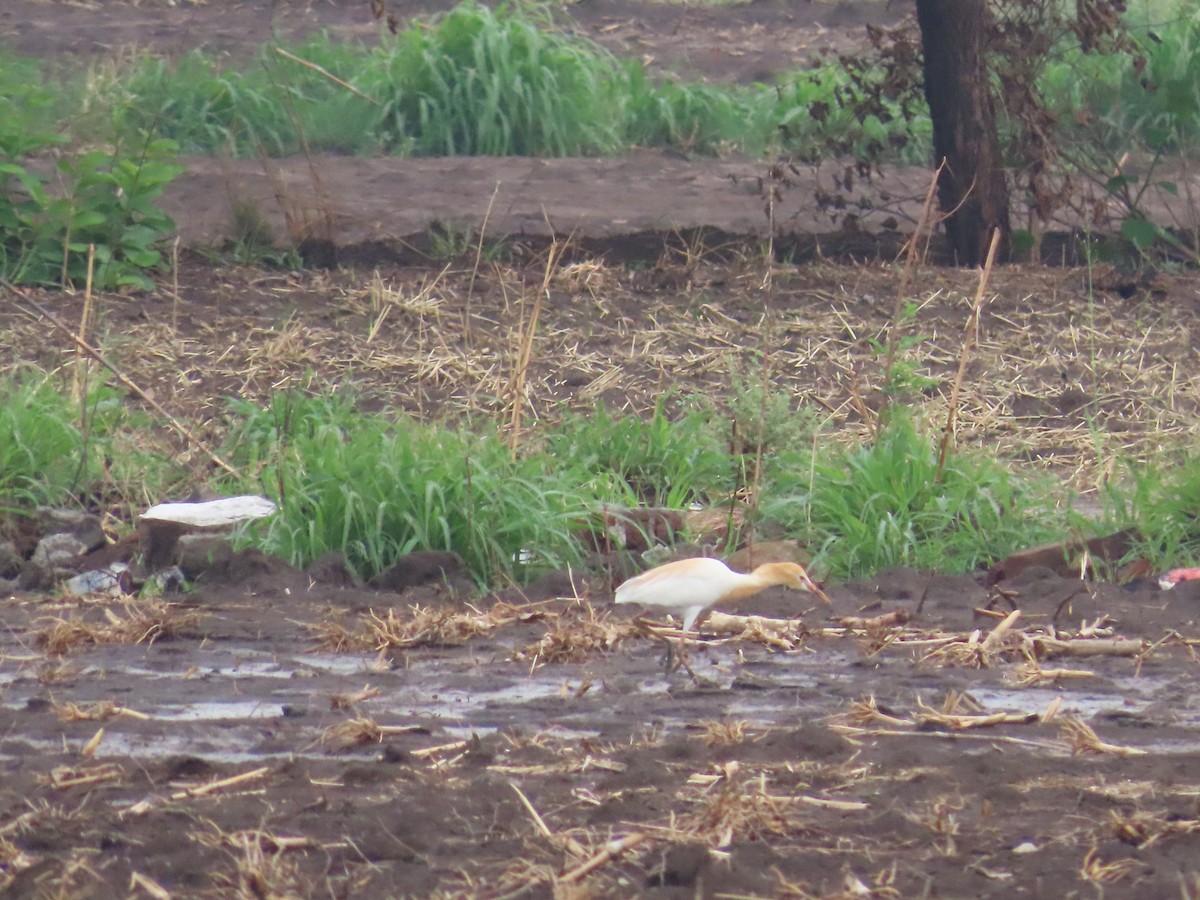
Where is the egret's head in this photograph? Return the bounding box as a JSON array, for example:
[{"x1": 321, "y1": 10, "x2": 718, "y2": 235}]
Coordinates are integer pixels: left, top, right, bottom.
[{"x1": 756, "y1": 562, "x2": 831, "y2": 604}]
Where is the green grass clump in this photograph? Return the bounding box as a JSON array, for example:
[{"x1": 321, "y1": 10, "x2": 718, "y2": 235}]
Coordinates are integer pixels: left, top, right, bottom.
[
  {"x1": 0, "y1": 373, "x2": 175, "y2": 515},
  {"x1": 1093, "y1": 453, "x2": 1200, "y2": 573},
  {"x1": 5, "y1": 0, "x2": 1195, "y2": 169},
  {"x1": 0, "y1": 374, "x2": 93, "y2": 510},
  {"x1": 222, "y1": 392, "x2": 586, "y2": 583},
  {"x1": 763, "y1": 411, "x2": 1065, "y2": 578},
  {"x1": 623, "y1": 69, "x2": 761, "y2": 155},
  {"x1": 116, "y1": 38, "x2": 377, "y2": 157},
  {"x1": 367, "y1": 1, "x2": 625, "y2": 156},
  {"x1": 89, "y1": 1, "x2": 934, "y2": 160},
  {"x1": 547, "y1": 397, "x2": 731, "y2": 508}
]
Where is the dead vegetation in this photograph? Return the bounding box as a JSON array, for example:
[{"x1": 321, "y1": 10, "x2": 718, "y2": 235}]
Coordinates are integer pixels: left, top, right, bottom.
[
  {"x1": 34, "y1": 600, "x2": 202, "y2": 655},
  {"x1": 310, "y1": 600, "x2": 552, "y2": 652},
  {"x1": 318, "y1": 716, "x2": 423, "y2": 751},
  {"x1": 3, "y1": 249, "x2": 1198, "y2": 497}
]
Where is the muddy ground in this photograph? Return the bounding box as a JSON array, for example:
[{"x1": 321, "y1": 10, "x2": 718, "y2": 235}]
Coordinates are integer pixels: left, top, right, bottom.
[
  {"x1": 4, "y1": 1, "x2": 1200, "y2": 898},
  {"x1": 5, "y1": 559, "x2": 1200, "y2": 899}
]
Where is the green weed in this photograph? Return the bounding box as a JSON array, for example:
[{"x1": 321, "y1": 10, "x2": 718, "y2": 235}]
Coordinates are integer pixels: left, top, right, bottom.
[
  {"x1": 0, "y1": 373, "x2": 92, "y2": 510},
  {"x1": 0, "y1": 130, "x2": 181, "y2": 289},
  {"x1": 46, "y1": 3, "x2": 933, "y2": 161},
  {"x1": 367, "y1": 1, "x2": 625, "y2": 156},
  {"x1": 0, "y1": 373, "x2": 177, "y2": 516}
]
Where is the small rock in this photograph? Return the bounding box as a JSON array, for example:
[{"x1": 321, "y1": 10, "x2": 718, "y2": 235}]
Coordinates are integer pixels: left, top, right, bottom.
[
  {"x1": 0, "y1": 541, "x2": 21, "y2": 578},
  {"x1": 146, "y1": 566, "x2": 187, "y2": 594},
  {"x1": 17, "y1": 561, "x2": 56, "y2": 592},
  {"x1": 32, "y1": 533, "x2": 90, "y2": 570},
  {"x1": 175, "y1": 534, "x2": 235, "y2": 580},
  {"x1": 36, "y1": 508, "x2": 107, "y2": 553},
  {"x1": 65, "y1": 563, "x2": 129, "y2": 598}
]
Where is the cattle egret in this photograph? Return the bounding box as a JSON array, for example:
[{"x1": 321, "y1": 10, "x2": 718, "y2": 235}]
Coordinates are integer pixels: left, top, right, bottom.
[{"x1": 615, "y1": 557, "x2": 829, "y2": 672}]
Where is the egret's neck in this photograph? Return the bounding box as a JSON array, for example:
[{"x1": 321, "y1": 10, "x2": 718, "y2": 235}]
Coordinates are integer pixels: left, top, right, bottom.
[{"x1": 720, "y1": 570, "x2": 780, "y2": 602}]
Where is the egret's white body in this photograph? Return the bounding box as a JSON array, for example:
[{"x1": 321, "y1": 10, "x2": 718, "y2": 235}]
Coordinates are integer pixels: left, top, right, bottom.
[{"x1": 614, "y1": 557, "x2": 829, "y2": 636}]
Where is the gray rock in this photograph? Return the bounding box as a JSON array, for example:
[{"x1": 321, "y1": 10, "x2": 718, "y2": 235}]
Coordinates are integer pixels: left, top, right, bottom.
[
  {"x1": 36, "y1": 507, "x2": 107, "y2": 553},
  {"x1": 17, "y1": 561, "x2": 56, "y2": 592},
  {"x1": 145, "y1": 566, "x2": 187, "y2": 594},
  {"x1": 65, "y1": 564, "x2": 130, "y2": 598},
  {"x1": 32, "y1": 533, "x2": 90, "y2": 570}
]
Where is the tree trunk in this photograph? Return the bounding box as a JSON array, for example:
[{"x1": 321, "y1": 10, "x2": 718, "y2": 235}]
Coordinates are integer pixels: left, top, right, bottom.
[{"x1": 916, "y1": 0, "x2": 1011, "y2": 266}]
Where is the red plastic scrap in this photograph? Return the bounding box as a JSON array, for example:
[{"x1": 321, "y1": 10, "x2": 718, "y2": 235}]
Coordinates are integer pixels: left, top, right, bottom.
[{"x1": 1159, "y1": 567, "x2": 1200, "y2": 590}]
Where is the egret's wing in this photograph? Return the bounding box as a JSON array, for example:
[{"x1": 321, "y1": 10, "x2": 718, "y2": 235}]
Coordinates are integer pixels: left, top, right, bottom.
[{"x1": 614, "y1": 558, "x2": 730, "y2": 606}]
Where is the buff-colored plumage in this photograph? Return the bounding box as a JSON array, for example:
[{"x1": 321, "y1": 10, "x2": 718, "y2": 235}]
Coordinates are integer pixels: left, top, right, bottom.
[{"x1": 614, "y1": 557, "x2": 829, "y2": 635}]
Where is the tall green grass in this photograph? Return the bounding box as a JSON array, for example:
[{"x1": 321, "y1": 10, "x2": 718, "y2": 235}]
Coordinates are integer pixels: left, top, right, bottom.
[
  {"x1": 7, "y1": 376, "x2": 1193, "y2": 586},
  {"x1": 69, "y1": 1, "x2": 935, "y2": 160},
  {"x1": 0, "y1": 373, "x2": 92, "y2": 510},
  {"x1": 4, "y1": 0, "x2": 1198, "y2": 166},
  {"x1": 222, "y1": 393, "x2": 587, "y2": 583},
  {"x1": 761, "y1": 411, "x2": 1068, "y2": 578},
  {"x1": 1091, "y1": 453, "x2": 1200, "y2": 572},
  {"x1": 546, "y1": 396, "x2": 732, "y2": 507},
  {"x1": 366, "y1": 2, "x2": 626, "y2": 156},
  {"x1": 0, "y1": 373, "x2": 176, "y2": 514}
]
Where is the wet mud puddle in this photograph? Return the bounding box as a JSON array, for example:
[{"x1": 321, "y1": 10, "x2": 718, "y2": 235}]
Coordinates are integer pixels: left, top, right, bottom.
[{"x1": 3, "y1": 632, "x2": 1197, "y2": 764}]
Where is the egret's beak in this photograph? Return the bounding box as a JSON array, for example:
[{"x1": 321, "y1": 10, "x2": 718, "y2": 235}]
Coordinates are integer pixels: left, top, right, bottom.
[{"x1": 805, "y1": 574, "x2": 831, "y2": 604}]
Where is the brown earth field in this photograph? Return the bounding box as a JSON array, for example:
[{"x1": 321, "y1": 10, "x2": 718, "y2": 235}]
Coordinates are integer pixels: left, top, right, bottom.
[{"x1": 5, "y1": 1, "x2": 1200, "y2": 898}]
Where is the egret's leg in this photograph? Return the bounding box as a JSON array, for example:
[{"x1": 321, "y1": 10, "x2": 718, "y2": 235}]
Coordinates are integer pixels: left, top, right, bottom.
[{"x1": 670, "y1": 631, "x2": 699, "y2": 679}]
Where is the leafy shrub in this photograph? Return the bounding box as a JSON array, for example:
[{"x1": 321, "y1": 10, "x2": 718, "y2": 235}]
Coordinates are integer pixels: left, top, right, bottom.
[{"x1": 0, "y1": 129, "x2": 181, "y2": 289}]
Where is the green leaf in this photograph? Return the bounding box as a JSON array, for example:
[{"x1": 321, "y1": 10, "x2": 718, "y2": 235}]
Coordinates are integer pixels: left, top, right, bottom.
[
  {"x1": 1120, "y1": 217, "x2": 1159, "y2": 249},
  {"x1": 122, "y1": 248, "x2": 162, "y2": 268},
  {"x1": 1106, "y1": 174, "x2": 1139, "y2": 194}
]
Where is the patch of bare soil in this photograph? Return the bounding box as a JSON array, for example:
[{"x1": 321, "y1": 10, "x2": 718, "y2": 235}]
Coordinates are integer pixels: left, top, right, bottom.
[{"x1": 0, "y1": 0, "x2": 908, "y2": 83}]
